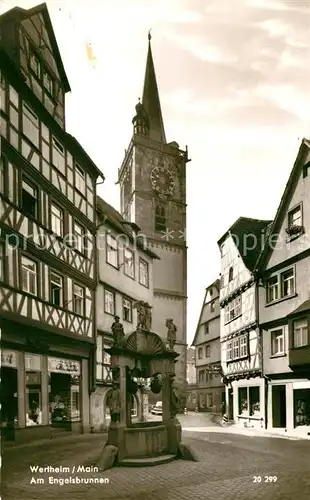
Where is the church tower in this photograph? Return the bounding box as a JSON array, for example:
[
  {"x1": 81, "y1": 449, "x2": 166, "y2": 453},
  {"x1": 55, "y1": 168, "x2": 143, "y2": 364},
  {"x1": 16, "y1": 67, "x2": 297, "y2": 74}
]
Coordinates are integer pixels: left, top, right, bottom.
[{"x1": 118, "y1": 33, "x2": 190, "y2": 388}]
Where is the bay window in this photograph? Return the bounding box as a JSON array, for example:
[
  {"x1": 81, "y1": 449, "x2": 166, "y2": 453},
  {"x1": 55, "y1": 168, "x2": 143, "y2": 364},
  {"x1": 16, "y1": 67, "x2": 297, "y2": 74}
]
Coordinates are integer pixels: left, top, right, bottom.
[{"x1": 293, "y1": 318, "x2": 308, "y2": 348}]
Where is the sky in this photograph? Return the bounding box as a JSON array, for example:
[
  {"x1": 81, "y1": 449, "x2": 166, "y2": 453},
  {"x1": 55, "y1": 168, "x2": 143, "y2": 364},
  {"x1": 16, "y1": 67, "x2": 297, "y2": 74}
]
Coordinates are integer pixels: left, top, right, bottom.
[{"x1": 1, "y1": 0, "x2": 309, "y2": 343}]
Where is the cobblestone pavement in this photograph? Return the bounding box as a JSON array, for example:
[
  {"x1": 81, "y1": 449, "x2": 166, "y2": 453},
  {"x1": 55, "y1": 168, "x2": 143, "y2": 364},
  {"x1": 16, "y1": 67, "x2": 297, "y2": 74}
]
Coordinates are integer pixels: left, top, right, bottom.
[{"x1": 2, "y1": 428, "x2": 310, "y2": 500}]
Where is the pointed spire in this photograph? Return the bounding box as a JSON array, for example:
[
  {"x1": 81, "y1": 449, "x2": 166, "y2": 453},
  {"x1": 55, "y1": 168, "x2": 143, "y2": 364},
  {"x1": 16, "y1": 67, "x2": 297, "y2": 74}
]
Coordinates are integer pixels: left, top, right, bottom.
[{"x1": 142, "y1": 32, "x2": 166, "y2": 143}]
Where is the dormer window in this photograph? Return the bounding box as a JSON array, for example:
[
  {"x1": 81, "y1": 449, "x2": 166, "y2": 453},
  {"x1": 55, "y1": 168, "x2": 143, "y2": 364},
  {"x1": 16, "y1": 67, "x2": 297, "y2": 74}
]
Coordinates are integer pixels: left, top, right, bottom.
[
  {"x1": 286, "y1": 204, "x2": 303, "y2": 238},
  {"x1": 30, "y1": 52, "x2": 41, "y2": 79},
  {"x1": 228, "y1": 266, "x2": 234, "y2": 282}
]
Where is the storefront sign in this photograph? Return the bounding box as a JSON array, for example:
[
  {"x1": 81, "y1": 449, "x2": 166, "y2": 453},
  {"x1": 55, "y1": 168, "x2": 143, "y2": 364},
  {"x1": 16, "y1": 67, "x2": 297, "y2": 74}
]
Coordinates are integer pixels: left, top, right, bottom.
[
  {"x1": 1, "y1": 350, "x2": 17, "y2": 368},
  {"x1": 48, "y1": 357, "x2": 81, "y2": 375}
]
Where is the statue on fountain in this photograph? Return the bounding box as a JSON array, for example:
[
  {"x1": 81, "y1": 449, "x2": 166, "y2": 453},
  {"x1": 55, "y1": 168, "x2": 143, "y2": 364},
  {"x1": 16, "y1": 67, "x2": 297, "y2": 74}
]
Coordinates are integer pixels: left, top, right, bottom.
[
  {"x1": 166, "y1": 318, "x2": 177, "y2": 350},
  {"x1": 134, "y1": 301, "x2": 152, "y2": 331},
  {"x1": 111, "y1": 316, "x2": 124, "y2": 347}
]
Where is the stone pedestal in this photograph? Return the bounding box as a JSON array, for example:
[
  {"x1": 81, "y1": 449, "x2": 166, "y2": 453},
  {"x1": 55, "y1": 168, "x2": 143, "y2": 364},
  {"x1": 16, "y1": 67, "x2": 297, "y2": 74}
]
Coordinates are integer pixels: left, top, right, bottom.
[
  {"x1": 164, "y1": 418, "x2": 182, "y2": 455},
  {"x1": 108, "y1": 423, "x2": 126, "y2": 459}
]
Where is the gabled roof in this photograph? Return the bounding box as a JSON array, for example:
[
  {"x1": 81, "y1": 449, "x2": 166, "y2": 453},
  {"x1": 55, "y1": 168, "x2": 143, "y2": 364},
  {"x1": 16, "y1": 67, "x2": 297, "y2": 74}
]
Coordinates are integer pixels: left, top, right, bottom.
[
  {"x1": 96, "y1": 196, "x2": 159, "y2": 260},
  {"x1": 142, "y1": 34, "x2": 166, "y2": 143},
  {"x1": 217, "y1": 217, "x2": 273, "y2": 272},
  {"x1": 0, "y1": 2, "x2": 70, "y2": 92},
  {"x1": 255, "y1": 138, "x2": 310, "y2": 272},
  {"x1": 191, "y1": 278, "x2": 219, "y2": 347}
]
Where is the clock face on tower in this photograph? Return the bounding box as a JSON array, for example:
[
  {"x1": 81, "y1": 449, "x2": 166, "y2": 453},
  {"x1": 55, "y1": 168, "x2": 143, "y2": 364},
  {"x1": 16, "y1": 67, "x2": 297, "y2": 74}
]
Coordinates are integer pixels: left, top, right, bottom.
[{"x1": 150, "y1": 166, "x2": 175, "y2": 197}]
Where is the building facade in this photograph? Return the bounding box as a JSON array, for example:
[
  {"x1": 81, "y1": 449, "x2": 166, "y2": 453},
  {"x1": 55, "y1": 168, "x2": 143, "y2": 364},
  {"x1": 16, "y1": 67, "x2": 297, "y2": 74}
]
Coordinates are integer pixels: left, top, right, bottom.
[
  {"x1": 257, "y1": 138, "x2": 310, "y2": 437},
  {"x1": 192, "y1": 280, "x2": 224, "y2": 413},
  {"x1": 117, "y1": 34, "x2": 190, "y2": 388},
  {"x1": 90, "y1": 196, "x2": 158, "y2": 430},
  {"x1": 0, "y1": 4, "x2": 103, "y2": 442},
  {"x1": 218, "y1": 218, "x2": 271, "y2": 427}
]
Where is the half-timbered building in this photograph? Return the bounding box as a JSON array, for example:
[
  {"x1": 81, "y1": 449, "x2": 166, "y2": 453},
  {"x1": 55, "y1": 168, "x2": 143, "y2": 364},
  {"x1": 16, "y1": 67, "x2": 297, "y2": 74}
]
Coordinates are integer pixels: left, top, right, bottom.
[
  {"x1": 0, "y1": 3, "x2": 104, "y2": 442},
  {"x1": 218, "y1": 217, "x2": 272, "y2": 428},
  {"x1": 90, "y1": 196, "x2": 159, "y2": 431},
  {"x1": 256, "y1": 138, "x2": 310, "y2": 438},
  {"x1": 191, "y1": 279, "x2": 225, "y2": 413}
]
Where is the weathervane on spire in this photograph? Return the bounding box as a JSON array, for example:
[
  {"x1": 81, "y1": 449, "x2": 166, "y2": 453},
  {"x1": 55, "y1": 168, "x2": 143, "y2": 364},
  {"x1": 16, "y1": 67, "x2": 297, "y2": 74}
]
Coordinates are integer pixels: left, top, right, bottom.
[{"x1": 148, "y1": 29, "x2": 152, "y2": 41}]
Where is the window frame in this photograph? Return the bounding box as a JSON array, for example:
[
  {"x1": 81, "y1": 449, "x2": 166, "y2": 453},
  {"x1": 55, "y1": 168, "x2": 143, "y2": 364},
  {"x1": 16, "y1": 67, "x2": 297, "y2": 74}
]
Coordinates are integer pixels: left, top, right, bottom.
[
  {"x1": 124, "y1": 247, "x2": 135, "y2": 279},
  {"x1": 21, "y1": 176, "x2": 39, "y2": 220},
  {"x1": 21, "y1": 254, "x2": 38, "y2": 296},
  {"x1": 266, "y1": 266, "x2": 295, "y2": 304},
  {"x1": 122, "y1": 297, "x2": 133, "y2": 323},
  {"x1": 270, "y1": 328, "x2": 285, "y2": 356},
  {"x1": 224, "y1": 295, "x2": 242, "y2": 324},
  {"x1": 49, "y1": 270, "x2": 64, "y2": 308},
  {"x1": 198, "y1": 347, "x2": 203, "y2": 360},
  {"x1": 226, "y1": 334, "x2": 248, "y2": 362},
  {"x1": 22, "y1": 101, "x2": 39, "y2": 148},
  {"x1": 139, "y1": 258, "x2": 149, "y2": 288},
  {"x1": 293, "y1": 318, "x2": 309, "y2": 348},
  {"x1": 52, "y1": 136, "x2": 66, "y2": 176},
  {"x1": 29, "y1": 50, "x2": 41, "y2": 79},
  {"x1": 73, "y1": 220, "x2": 85, "y2": 254},
  {"x1": 205, "y1": 345, "x2": 210, "y2": 357},
  {"x1": 73, "y1": 283, "x2": 85, "y2": 316},
  {"x1": 228, "y1": 266, "x2": 234, "y2": 282},
  {"x1": 51, "y1": 202, "x2": 64, "y2": 237},
  {"x1": 155, "y1": 204, "x2": 166, "y2": 232},
  {"x1": 106, "y1": 234, "x2": 118, "y2": 268},
  {"x1": 0, "y1": 242, "x2": 5, "y2": 283},
  {"x1": 75, "y1": 163, "x2": 86, "y2": 195},
  {"x1": 104, "y1": 288, "x2": 115, "y2": 316},
  {"x1": 204, "y1": 322, "x2": 209, "y2": 334}
]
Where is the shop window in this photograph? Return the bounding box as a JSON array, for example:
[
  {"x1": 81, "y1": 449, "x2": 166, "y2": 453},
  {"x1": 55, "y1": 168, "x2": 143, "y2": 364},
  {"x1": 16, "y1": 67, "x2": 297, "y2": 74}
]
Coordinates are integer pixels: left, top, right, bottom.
[
  {"x1": 25, "y1": 353, "x2": 42, "y2": 426},
  {"x1": 48, "y1": 357, "x2": 81, "y2": 426},
  {"x1": 238, "y1": 387, "x2": 248, "y2": 414},
  {"x1": 238, "y1": 386, "x2": 260, "y2": 416},
  {"x1": 0, "y1": 351, "x2": 18, "y2": 433},
  {"x1": 294, "y1": 389, "x2": 310, "y2": 427}
]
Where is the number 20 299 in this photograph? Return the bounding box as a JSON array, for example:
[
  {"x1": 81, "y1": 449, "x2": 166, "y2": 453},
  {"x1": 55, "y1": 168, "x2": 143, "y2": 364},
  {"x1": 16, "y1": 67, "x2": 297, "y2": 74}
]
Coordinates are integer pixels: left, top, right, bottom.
[{"x1": 253, "y1": 476, "x2": 278, "y2": 483}]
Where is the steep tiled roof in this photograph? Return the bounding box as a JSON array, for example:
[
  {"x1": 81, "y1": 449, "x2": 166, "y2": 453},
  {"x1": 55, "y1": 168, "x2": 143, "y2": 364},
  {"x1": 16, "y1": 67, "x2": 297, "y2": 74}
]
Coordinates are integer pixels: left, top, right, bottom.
[
  {"x1": 218, "y1": 217, "x2": 273, "y2": 272},
  {"x1": 96, "y1": 196, "x2": 159, "y2": 260}
]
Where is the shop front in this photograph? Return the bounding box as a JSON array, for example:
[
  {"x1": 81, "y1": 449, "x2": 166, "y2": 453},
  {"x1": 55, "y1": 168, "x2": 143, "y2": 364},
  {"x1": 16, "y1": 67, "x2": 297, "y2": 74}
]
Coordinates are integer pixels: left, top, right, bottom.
[
  {"x1": 267, "y1": 379, "x2": 310, "y2": 436},
  {"x1": 228, "y1": 378, "x2": 265, "y2": 429},
  {"x1": 1, "y1": 348, "x2": 90, "y2": 443}
]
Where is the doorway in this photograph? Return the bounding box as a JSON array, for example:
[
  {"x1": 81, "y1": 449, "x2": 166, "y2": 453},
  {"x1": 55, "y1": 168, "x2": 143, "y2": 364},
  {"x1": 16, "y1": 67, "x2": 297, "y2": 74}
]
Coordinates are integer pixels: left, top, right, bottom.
[
  {"x1": 0, "y1": 366, "x2": 18, "y2": 439},
  {"x1": 272, "y1": 385, "x2": 286, "y2": 428}
]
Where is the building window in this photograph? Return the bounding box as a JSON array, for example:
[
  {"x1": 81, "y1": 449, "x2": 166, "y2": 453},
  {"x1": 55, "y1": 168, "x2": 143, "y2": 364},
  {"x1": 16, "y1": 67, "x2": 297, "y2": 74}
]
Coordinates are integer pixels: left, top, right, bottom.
[
  {"x1": 228, "y1": 266, "x2": 234, "y2": 282},
  {"x1": 227, "y1": 341, "x2": 232, "y2": 361},
  {"x1": 287, "y1": 204, "x2": 303, "y2": 236},
  {"x1": 155, "y1": 204, "x2": 166, "y2": 232},
  {"x1": 198, "y1": 370, "x2": 204, "y2": 383},
  {"x1": 267, "y1": 276, "x2": 279, "y2": 303},
  {"x1": 75, "y1": 163, "x2": 85, "y2": 194},
  {"x1": 50, "y1": 272, "x2": 63, "y2": 307},
  {"x1": 198, "y1": 347, "x2": 203, "y2": 360},
  {"x1": 104, "y1": 289, "x2": 115, "y2": 315},
  {"x1": 22, "y1": 102, "x2": 39, "y2": 147},
  {"x1": 294, "y1": 389, "x2": 310, "y2": 428},
  {"x1": 73, "y1": 284, "x2": 84, "y2": 315},
  {"x1": 238, "y1": 386, "x2": 260, "y2": 415},
  {"x1": 73, "y1": 222, "x2": 84, "y2": 253},
  {"x1": 207, "y1": 394, "x2": 213, "y2": 408},
  {"x1": 139, "y1": 258, "x2": 149, "y2": 287},
  {"x1": 210, "y1": 301, "x2": 215, "y2": 312},
  {"x1": 271, "y1": 328, "x2": 284, "y2": 355},
  {"x1": 30, "y1": 52, "x2": 41, "y2": 78},
  {"x1": 233, "y1": 339, "x2": 239, "y2": 358},
  {"x1": 124, "y1": 248, "x2": 134, "y2": 278},
  {"x1": 25, "y1": 354, "x2": 42, "y2": 426},
  {"x1": 52, "y1": 137, "x2": 65, "y2": 175},
  {"x1": 293, "y1": 318, "x2": 308, "y2": 348},
  {"x1": 224, "y1": 296, "x2": 242, "y2": 323},
  {"x1": 266, "y1": 268, "x2": 295, "y2": 304},
  {"x1": 21, "y1": 178, "x2": 37, "y2": 218},
  {"x1": 205, "y1": 345, "x2": 210, "y2": 357},
  {"x1": 281, "y1": 268, "x2": 295, "y2": 298},
  {"x1": 96, "y1": 335, "x2": 112, "y2": 382},
  {"x1": 239, "y1": 335, "x2": 248, "y2": 357},
  {"x1": 123, "y1": 298, "x2": 132, "y2": 322},
  {"x1": 106, "y1": 234, "x2": 118, "y2": 268},
  {"x1": 204, "y1": 322, "x2": 209, "y2": 334},
  {"x1": 51, "y1": 203, "x2": 64, "y2": 237},
  {"x1": 43, "y1": 70, "x2": 53, "y2": 96},
  {"x1": 21, "y1": 256, "x2": 37, "y2": 295}
]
